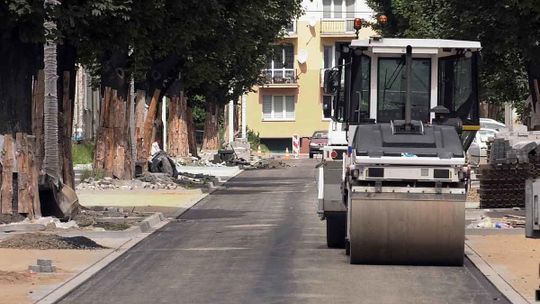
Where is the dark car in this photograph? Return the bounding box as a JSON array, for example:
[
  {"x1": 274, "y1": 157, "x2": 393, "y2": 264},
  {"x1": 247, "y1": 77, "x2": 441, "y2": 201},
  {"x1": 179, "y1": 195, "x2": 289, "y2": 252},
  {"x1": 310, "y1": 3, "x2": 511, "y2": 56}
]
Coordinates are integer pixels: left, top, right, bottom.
[{"x1": 309, "y1": 130, "x2": 328, "y2": 158}]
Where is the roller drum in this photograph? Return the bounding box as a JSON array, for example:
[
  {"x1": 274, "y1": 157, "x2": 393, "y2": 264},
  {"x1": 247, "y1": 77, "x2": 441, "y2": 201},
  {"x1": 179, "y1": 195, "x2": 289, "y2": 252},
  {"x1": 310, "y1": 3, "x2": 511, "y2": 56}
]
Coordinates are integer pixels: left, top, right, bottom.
[{"x1": 348, "y1": 198, "x2": 465, "y2": 266}]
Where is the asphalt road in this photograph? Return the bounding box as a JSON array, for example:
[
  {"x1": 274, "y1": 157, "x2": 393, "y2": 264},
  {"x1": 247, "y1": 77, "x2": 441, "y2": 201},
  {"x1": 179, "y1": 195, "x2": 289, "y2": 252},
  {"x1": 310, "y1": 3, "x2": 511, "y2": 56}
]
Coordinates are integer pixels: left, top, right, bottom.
[{"x1": 58, "y1": 159, "x2": 508, "y2": 304}]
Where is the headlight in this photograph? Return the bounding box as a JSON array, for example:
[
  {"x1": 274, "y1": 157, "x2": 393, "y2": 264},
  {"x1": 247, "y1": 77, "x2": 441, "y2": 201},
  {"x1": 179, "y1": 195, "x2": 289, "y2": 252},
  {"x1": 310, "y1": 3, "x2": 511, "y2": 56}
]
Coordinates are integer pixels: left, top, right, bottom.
[{"x1": 310, "y1": 143, "x2": 318, "y2": 147}]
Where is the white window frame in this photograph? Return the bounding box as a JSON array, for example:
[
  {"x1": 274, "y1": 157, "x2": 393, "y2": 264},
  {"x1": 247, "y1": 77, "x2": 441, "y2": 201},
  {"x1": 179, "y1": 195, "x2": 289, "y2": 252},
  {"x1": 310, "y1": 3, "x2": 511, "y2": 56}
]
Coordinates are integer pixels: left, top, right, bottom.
[
  {"x1": 323, "y1": 44, "x2": 336, "y2": 69},
  {"x1": 264, "y1": 44, "x2": 295, "y2": 83},
  {"x1": 262, "y1": 95, "x2": 295, "y2": 121},
  {"x1": 323, "y1": 0, "x2": 356, "y2": 19}
]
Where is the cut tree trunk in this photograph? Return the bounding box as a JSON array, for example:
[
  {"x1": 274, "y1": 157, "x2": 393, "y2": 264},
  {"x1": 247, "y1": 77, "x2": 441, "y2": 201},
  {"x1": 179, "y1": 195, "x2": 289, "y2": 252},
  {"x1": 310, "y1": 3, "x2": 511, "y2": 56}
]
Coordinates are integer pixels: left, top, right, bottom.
[
  {"x1": 1, "y1": 135, "x2": 14, "y2": 214},
  {"x1": 93, "y1": 87, "x2": 133, "y2": 179},
  {"x1": 0, "y1": 133, "x2": 40, "y2": 217},
  {"x1": 202, "y1": 103, "x2": 220, "y2": 150},
  {"x1": 60, "y1": 71, "x2": 75, "y2": 188},
  {"x1": 142, "y1": 89, "x2": 161, "y2": 159},
  {"x1": 186, "y1": 107, "x2": 198, "y2": 157},
  {"x1": 167, "y1": 94, "x2": 189, "y2": 157},
  {"x1": 134, "y1": 90, "x2": 148, "y2": 173},
  {"x1": 32, "y1": 70, "x2": 45, "y2": 171}
]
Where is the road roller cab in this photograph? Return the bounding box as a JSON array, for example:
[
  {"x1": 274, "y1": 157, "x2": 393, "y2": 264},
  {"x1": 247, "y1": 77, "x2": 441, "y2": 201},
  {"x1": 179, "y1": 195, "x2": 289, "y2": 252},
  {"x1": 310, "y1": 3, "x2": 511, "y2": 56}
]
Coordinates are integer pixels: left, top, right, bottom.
[{"x1": 320, "y1": 37, "x2": 481, "y2": 265}]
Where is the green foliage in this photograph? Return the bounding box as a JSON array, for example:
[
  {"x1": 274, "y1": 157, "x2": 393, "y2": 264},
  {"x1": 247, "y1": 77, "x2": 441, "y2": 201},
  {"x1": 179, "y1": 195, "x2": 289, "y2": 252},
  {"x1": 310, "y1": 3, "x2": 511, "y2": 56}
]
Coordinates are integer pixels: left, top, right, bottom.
[
  {"x1": 189, "y1": 95, "x2": 206, "y2": 130},
  {"x1": 72, "y1": 142, "x2": 94, "y2": 165},
  {"x1": 366, "y1": 0, "x2": 537, "y2": 108},
  {"x1": 247, "y1": 128, "x2": 261, "y2": 150}
]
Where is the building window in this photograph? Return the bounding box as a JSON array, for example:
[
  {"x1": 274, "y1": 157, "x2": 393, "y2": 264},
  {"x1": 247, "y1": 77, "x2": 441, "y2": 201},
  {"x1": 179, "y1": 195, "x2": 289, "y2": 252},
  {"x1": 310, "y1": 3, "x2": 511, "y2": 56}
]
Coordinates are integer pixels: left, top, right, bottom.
[
  {"x1": 323, "y1": 0, "x2": 355, "y2": 19},
  {"x1": 264, "y1": 44, "x2": 295, "y2": 84},
  {"x1": 263, "y1": 95, "x2": 295, "y2": 120},
  {"x1": 323, "y1": 45, "x2": 335, "y2": 69}
]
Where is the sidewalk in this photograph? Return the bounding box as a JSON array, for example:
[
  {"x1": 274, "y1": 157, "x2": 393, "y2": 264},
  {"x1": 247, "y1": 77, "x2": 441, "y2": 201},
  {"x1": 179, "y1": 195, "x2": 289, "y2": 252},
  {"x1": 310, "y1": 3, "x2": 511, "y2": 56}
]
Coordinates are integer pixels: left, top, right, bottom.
[
  {"x1": 0, "y1": 166, "x2": 243, "y2": 303},
  {"x1": 466, "y1": 232, "x2": 539, "y2": 303}
]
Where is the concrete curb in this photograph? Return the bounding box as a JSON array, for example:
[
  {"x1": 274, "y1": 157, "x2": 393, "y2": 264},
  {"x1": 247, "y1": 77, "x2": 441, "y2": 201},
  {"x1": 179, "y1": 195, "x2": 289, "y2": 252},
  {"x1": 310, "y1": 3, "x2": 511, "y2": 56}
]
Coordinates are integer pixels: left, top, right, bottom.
[
  {"x1": 35, "y1": 219, "x2": 170, "y2": 304},
  {"x1": 464, "y1": 242, "x2": 530, "y2": 304},
  {"x1": 34, "y1": 168, "x2": 244, "y2": 304}
]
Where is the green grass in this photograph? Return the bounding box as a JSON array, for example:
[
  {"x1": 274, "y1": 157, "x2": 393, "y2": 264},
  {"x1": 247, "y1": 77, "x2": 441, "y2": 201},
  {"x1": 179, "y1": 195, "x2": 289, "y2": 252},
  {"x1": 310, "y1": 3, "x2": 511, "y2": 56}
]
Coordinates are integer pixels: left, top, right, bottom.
[{"x1": 72, "y1": 143, "x2": 95, "y2": 165}]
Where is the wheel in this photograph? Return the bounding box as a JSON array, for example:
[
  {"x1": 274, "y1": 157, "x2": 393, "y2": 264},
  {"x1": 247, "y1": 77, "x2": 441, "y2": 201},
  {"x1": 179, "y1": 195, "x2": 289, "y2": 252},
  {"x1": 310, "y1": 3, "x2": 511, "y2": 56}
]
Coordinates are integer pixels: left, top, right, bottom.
[
  {"x1": 309, "y1": 152, "x2": 314, "y2": 158},
  {"x1": 348, "y1": 198, "x2": 465, "y2": 265},
  {"x1": 326, "y1": 213, "x2": 347, "y2": 248}
]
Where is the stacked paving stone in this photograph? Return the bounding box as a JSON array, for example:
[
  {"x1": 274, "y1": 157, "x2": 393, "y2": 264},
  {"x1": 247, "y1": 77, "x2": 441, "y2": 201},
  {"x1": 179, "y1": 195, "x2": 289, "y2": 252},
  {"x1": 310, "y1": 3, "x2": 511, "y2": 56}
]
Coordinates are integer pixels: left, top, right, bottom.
[
  {"x1": 479, "y1": 128, "x2": 540, "y2": 208},
  {"x1": 28, "y1": 259, "x2": 56, "y2": 273}
]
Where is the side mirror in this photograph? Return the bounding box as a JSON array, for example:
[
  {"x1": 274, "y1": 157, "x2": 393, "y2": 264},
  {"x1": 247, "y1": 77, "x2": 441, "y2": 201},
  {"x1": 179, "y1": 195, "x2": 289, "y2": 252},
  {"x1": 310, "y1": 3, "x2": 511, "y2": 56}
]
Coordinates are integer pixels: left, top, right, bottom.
[
  {"x1": 323, "y1": 97, "x2": 332, "y2": 118},
  {"x1": 323, "y1": 68, "x2": 340, "y2": 95}
]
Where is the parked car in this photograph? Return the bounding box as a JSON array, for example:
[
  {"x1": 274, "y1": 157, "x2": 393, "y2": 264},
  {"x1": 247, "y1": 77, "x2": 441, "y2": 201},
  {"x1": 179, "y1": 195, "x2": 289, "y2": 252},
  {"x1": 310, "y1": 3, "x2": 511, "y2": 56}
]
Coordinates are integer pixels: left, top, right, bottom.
[
  {"x1": 480, "y1": 118, "x2": 506, "y2": 131},
  {"x1": 467, "y1": 128, "x2": 499, "y2": 165},
  {"x1": 309, "y1": 130, "x2": 328, "y2": 158}
]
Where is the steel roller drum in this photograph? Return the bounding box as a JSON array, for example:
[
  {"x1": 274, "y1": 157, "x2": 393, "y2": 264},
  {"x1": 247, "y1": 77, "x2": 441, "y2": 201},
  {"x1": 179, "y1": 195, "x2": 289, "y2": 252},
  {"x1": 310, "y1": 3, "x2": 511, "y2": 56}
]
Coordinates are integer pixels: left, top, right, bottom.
[{"x1": 348, "y1": 198, "x2": 465, "y2": 266}]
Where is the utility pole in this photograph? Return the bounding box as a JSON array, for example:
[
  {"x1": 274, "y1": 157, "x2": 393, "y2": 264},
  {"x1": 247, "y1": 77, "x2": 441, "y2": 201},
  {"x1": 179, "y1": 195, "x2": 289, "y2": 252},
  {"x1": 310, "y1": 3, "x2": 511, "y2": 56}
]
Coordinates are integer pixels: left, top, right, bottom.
[
  {"x1": 228, "y1": 100, "x2": 234, "y2": 143},
  {"x1": 241, "y1": 94, "x2": 247, "y2": 140}
]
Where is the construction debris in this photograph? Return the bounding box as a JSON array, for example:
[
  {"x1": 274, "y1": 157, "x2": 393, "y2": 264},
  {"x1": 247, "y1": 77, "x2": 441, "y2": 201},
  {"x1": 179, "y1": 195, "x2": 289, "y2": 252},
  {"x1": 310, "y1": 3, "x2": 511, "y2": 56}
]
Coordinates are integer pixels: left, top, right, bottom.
[
  {"x1": 245, "y1": 158, "x2": 291, "y2": 170},
  {"x1": 467, "y1": 214, "x2": 525, "y2": 229}
]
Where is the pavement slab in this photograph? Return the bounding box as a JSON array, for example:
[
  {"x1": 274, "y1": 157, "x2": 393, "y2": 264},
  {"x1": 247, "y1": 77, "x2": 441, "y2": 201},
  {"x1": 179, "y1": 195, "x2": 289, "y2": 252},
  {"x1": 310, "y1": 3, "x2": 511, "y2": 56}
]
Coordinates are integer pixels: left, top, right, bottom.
[{"x1": 58, "y1": 159, "x2": 510, "y2": 304}]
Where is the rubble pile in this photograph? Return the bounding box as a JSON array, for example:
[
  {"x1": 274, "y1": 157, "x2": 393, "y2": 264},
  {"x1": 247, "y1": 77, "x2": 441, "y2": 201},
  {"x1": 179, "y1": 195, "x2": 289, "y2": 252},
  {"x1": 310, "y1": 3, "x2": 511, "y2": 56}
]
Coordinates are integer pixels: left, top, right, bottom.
[
  {"x1": 467, "y1": 214, "x2": 526, "y2": 229},
  {"x1": 73, "y1": 206, "x2": 144, "y2": 231},
  {"x1": 245, "y1": 158, "x2": 291, "y2": 169},
  {"x1": 76, "y1": 171, "x2": 218, "y2": 191},
  {"x1": 0, "y1": 233, "x2": 106, "y2": 250}
]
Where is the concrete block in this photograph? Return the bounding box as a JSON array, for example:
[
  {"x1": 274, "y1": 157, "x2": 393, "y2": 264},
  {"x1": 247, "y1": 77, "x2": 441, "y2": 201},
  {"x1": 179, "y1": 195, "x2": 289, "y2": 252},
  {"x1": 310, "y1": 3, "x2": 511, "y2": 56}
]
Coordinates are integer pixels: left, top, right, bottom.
[
  {"x1": 28, "y1": 265, "x2": 41, "y2": 273},
  {"x1": 40, "y1": 266, "x2": 56, "y2": 273},
  {"x1": 37, "y1": 259, "x2": 52, "y2": 267}
]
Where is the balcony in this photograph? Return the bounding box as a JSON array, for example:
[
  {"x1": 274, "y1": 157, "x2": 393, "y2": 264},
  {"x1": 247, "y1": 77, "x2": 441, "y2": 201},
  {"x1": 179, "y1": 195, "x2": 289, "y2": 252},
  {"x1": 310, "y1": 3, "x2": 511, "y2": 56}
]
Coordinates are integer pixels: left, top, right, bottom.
[
  {"x1": 261, "y1": 69, "x2": 298, "y2": 88},
  {"x1": 320, "y1": 19, "x2": 357, "y2": 37}
]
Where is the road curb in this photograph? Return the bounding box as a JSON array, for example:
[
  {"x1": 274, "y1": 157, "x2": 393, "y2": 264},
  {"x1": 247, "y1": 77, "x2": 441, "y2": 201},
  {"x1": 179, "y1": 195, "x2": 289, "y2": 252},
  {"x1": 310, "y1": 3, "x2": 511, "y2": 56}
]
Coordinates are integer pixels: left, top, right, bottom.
[
  {"x1": 35, "y1": 168, "x2": 244, "y2": 304},
  {"x1": 35, "y1": 218, "x2": 170, "y2": 304},
  {"x1": 464, "y1": 242, "x2": 530, "y2": 304}
]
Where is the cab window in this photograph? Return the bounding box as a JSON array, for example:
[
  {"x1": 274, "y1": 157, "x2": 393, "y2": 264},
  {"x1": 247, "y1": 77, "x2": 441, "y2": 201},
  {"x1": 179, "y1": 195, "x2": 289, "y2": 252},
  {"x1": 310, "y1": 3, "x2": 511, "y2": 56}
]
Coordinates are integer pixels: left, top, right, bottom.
[{"x1": 377, "y1": 58, "x2": 431, "y2": 123}]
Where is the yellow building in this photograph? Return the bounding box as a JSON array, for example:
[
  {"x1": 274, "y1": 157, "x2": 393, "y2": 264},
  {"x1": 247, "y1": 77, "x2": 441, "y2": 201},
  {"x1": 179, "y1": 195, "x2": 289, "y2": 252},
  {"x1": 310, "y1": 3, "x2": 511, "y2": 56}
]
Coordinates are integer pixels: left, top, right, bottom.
[{"x1": 245, "y1": 0, "x2": 375, "y2": 152}]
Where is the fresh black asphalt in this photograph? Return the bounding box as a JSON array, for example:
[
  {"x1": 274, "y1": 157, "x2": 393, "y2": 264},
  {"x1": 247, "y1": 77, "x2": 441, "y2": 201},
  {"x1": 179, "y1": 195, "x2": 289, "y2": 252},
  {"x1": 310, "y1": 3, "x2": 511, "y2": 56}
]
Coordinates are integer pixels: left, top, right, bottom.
[{"x1": 58, "y1": 159, "x2": 508, "y2": 304}]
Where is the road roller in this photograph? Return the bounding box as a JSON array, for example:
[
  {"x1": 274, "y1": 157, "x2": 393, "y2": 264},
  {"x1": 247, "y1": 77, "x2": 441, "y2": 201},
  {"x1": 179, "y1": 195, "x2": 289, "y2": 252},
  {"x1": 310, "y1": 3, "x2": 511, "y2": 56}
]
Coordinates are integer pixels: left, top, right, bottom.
[{"x1": 318, "y1": 35, "x2": 481, "y2": 265}]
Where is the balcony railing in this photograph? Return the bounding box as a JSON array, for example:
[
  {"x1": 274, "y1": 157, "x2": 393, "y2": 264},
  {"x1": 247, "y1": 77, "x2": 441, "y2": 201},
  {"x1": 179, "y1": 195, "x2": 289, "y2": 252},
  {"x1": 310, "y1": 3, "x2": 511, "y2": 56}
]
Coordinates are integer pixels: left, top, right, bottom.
[
  {"x1": 262, "y1": 69, "x2": 297, "y2": 85},
  {"x1": 320, "y1": 19, "x2": 356, "y2": 36}
]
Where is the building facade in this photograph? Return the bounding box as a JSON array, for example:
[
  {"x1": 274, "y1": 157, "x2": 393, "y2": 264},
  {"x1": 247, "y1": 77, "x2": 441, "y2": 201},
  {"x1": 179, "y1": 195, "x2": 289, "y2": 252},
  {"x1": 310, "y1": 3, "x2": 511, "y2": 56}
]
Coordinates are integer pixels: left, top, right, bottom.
[{"x1": 245, "y1": 0, "x2": 375, "y2": 152}]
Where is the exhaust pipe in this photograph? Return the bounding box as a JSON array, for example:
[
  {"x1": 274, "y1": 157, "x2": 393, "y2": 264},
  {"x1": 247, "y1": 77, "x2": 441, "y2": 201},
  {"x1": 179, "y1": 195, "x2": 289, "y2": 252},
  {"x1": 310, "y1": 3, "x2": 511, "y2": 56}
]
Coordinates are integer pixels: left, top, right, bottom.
[{"x1": 405, "y1": 45, "x2": 412, "y2": 126}]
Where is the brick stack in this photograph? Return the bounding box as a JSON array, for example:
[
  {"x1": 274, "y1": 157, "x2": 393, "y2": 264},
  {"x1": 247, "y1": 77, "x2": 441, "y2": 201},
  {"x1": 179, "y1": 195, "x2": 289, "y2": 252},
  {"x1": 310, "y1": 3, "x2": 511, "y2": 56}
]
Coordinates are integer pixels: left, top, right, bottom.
[{"x1": 479, "y1": 137, "x2": 540, "y2": 208}]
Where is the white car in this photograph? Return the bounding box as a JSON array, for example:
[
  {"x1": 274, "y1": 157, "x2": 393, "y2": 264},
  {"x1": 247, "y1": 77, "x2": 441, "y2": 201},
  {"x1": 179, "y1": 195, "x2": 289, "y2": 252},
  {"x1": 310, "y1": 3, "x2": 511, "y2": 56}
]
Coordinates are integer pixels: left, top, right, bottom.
[
  {"x1": 480, "y1": 118, "x2": 506, "y2": 131},
  {"x1": 467, "y1": 128, "x2": 499, "y2": 165}
]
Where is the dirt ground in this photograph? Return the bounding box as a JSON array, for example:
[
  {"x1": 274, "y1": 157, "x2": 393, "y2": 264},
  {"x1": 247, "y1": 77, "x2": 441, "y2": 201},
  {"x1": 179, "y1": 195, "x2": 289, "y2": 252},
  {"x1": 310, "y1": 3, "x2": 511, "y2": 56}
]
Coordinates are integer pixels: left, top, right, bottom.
[
  {"x1": 0, "y1": 248, "x2": 112, "y2": 304},
  {"x1": 467, "y1": 234, "x2": 540, "y2": 302},
  {"x1": 77, "y1": 189, "x2": 204, "y2": 209}
]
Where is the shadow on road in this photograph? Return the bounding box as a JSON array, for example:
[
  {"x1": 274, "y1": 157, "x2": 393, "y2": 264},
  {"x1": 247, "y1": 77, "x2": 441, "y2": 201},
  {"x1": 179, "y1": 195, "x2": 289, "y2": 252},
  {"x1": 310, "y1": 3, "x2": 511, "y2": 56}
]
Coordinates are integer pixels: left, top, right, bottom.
[{"x1": 179, "y1": 208, "x2": 249, "y2": 220}]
